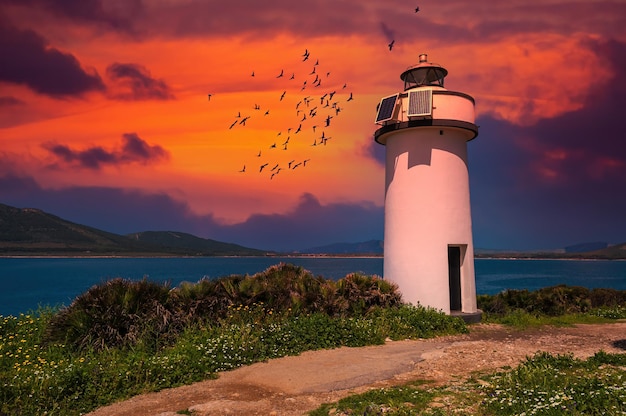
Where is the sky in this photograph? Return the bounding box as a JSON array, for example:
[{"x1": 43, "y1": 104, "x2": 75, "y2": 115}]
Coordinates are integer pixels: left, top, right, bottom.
[{"x1": 1, "y1": 0, "x2": 626, "y2": 252}]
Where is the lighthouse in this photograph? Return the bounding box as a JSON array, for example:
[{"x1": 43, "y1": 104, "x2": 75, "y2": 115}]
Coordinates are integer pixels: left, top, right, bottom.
[{"x1": 374, "y1": 54, "x2": 481, "y2": 321}]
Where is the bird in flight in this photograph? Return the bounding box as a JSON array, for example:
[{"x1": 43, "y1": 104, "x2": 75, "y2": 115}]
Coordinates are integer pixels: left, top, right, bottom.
[
  {"x1": 347, "y1": 92, "x2": 354, "y2": 102},
  {"x1": 280, "y1": 91, "x2": 286, "y2": 101},
  {"x1": 239, "y1": 165, "x2": 245, "y2": 173},
  {"x1": 277, "y1": 69, "x2": 284, "y2": 78},
  {"x1": 415, "y1": 6, "x2": 420, "y2": 12},
  {"x1": 207, "y1": 94, "x2": 212, "y2": 101},
  {"x1": 388, "y1": 40, "x2": 395, "y2": 51},
  {"x1": 259, "y1": 163, "x2": 269, "y2": 172},
  {"x1": 251, "y1": 71, "x2": 255, "y2": 77},
  {"x1": 302, "y1": 49, "x2": 310, "y2": 61}
]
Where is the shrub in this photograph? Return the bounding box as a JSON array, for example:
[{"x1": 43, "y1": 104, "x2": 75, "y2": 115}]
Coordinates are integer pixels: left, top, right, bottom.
[
  {"x1": 372, "y1": 304, "x2": 468, "y2": 339},
  {"x1": 478, "y1": 285, "x2": 626, "y2": 318},
  {"x1": 590, "y1": 287, "x2": 626, "y2": 308},
  {"x1": 334, "y1": 272, "x2": 403, "y2": 316},
  {"x1": 44, "y1": 278, "x2": 178, "y2": 351},
  {"x1": 239, "y1": 263, "x2": 334, "y2": 315},
  {"x1": 534, "y1": 285, "x2": 592, "y2": 316},
  {"x1": 170, "y1": 277, "x2": 233, "y2": 324}
]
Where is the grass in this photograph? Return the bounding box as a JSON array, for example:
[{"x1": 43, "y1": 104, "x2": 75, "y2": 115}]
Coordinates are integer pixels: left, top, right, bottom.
[
  {"x1": 479, "y1": 351, "x2": 626, "y2": 415},
  {"x1": 306, "y1": 286, "x2": 626, "y2": 416},
  {"x1": 2, "y1": 272, "x2": 625, "y2": 415},
  {"x1": 308, "y1": 352, "x2": 626, "y2": 416},
  {"x1": 0, "y1": 303, "x2": 466, "y2": 415}
]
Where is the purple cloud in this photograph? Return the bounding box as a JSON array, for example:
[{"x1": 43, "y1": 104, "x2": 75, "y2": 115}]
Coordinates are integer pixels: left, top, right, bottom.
[
  {"x1": 468, "y1": 38, "x2": 626, "y2": 250},
  {"x1": 106, "y1": 63, "x2": 175, "y2": 101},
  {"x1": 0, "y1": 168, "x2": 383, "y2": 252},
  {"x1": 212, "y1": 193, "x2": 384, "y2": 251},
  {"x1": 42, "y1": 133, "x2": 170, "y2": 170},
  {"x1": 2, "y1": 0, "x2": 142, "y2": 32},
  {"x1": 0, "y1": 21, "x2": 105, "y2": 98},
  {"x1": 0, "y1": 96, "x2": 24, "y2": 106}
]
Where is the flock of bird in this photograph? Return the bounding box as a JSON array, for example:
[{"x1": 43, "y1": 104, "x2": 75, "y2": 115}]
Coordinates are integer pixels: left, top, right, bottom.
[
  {"x1": 209, "y1": 48, "x2": 356, "y2": 180},
  {"x1": 207, "y1": 5, "x2": 421, "y2": 180}
]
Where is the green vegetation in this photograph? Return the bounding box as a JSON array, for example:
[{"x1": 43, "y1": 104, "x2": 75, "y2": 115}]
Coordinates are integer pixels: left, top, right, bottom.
[
  {"x1": 2, "y1": 269, "x2": 625, "y2": 416},
  {"x1": 309, "y1": 352, "x2": 626, "y2": 415},
  {"x1": 0, "y1": 263, "x2": 465, "y2": 415},
  {"x1": 308, "y1": 286, "x2": 626, "y2": 415},
  {"x1": 480, "y1": 352, "x2": 626, "y2": 415},
  {"x1": 477, "y1": 285, "x2": 626, "y2": 328},
  {"x1": 0, "y1": 202, "x2": 267, "y2": 256}
]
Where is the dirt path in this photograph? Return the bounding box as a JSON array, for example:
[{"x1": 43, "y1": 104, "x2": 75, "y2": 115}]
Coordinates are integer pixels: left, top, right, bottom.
[{"x1": 87, "y1": 322, "x2": 626, "y2": 416}]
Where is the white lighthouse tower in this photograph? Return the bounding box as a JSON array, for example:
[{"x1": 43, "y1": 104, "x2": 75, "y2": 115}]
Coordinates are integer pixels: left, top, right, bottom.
[{"x1": 374, "y1": 54, "x2": 481, "y2": 321}]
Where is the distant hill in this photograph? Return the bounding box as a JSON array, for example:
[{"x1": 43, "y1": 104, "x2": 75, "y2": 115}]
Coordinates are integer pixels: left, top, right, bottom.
[
  {"x1": 565, "y1": 242, "x2": 608, "y2": 253},
  {"x1": 476, "y1": 243, "x2": 626, "y2": 260},
  {"x1": 300, "y1": 239, "x2": 383, "y2": 255},
  {"x1": 586, "y1": 242, "x2": 626, "y2": 259},
  {"x1": 127, "y1": 231, "x2": 267, "y2": 256},
  {"x1": 0, "y1": 203, "x2": 267, "y2": 256}
]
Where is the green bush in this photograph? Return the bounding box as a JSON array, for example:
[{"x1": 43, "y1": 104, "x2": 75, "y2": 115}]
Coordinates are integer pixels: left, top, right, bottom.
[
  {"x1": 45, "y1": 263, "x2": 406, "y2": 352},
  {"x1": 589, "y1": 287, "x2": 626, "y2": 307},
  {"x1": 478, "y1": 285, "x2": 626, "y2": 319},
  {"x1": 372, "y1": 304, "x2": 468, "y2": 339},
  {"x1": 335, "y1": 272, "x2": 403, "y2": 315},
  {"x1": 44, "y1": 278, "x2": 179, "y2": 351}
]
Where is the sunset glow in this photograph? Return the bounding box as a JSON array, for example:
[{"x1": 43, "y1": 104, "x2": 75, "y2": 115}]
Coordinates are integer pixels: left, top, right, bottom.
[{"x1": 2, "y1": 0, "x2": 626, "y2": 251}]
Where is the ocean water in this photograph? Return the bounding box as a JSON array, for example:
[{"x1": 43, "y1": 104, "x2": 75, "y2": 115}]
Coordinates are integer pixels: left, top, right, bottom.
[{"x1": 0, "y1": 257, "x2": 625, "y2": 316}]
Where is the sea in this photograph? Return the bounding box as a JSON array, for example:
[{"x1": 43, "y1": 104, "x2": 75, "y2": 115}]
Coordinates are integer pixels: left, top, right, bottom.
[{"x1": 1, "y1": 257, "x2": 625, "y2": 317}]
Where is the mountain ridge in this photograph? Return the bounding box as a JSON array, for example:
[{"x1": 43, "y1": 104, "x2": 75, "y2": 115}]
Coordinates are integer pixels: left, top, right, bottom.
[
  {"x1": 1, "y1": 202, "x2": 624, "y2": 258},
  {"x1": 0, "y1": 203, "x2": 268, "y2": 256}
]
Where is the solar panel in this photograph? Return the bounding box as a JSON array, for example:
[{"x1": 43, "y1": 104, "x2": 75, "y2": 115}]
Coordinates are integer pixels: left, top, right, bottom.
[
  {"x1": 407, "y1": 90, "x2": 432, "y2": 117},
  {"x1": 375, "y1": 94, "x2": 399, "y2": 123}
]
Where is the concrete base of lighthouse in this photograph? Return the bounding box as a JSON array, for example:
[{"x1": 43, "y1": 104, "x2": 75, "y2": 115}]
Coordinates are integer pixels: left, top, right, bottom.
[{"x1": 451, "y1": 310, "x2": 483, "y2": 324}]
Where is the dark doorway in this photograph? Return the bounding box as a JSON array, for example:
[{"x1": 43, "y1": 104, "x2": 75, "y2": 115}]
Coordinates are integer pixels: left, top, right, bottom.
[{"x1": 448, "y1": 246, "x2": 462, "y2": 311}]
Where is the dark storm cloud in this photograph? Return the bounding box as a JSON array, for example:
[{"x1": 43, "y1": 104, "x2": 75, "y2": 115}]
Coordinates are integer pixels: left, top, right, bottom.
[
  {"x1": 152, "y1": 0, "x2": 369, "y2": 39},
  {"x1": 0, "y1": 21, "x2": 105, "y2": 97},
  {"x1": 0, "y1": 96, "x2": 24, "y2": 106},
  {"x1": 0, "y1": 174, "x2": 198, "y2": 234},
  {"x1": 2, "y1": 0, "x2": 142, "y2": 31},
  {"x1": 42, "y1": 133, "x2": 169, "y2": 170},
  {"x1": 211, "y1": 193, "x2": 384, "y2": 251},
  {"x1": 469, "y1": 38, "x2": 626, "y2": 250},
  {"x1": 0, "y1": 171, "x2": 383, "y2": 251},
  {"x1": 106, "y1": 63, "x2": 175, "y2": 101}
]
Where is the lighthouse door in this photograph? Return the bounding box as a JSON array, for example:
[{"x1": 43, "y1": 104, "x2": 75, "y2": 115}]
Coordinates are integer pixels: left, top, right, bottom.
[{"x1": 448, "y1": 246, "x2": 462, "y2": 311}]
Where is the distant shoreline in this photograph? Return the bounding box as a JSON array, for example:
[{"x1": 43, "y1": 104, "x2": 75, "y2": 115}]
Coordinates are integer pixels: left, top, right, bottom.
[{"x1": 1, "y1": 254, "x2": 625, "y2": 261}]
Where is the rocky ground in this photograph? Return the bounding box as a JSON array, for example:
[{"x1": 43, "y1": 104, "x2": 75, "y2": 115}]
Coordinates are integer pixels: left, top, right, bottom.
[{"x1": 86, "y1": 322, "x2": 626, "y2": 416}]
